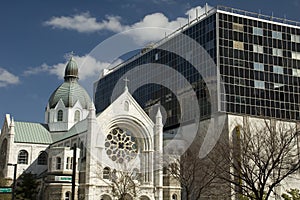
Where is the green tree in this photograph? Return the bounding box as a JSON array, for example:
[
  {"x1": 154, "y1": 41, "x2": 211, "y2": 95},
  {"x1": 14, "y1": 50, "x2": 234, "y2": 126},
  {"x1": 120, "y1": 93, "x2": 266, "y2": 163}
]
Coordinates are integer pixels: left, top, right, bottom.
[
  {"x1": 282, "y1": 189, "x2": 300, "y2": 200},
  {"x1": 15, "y1": 172, "x2": 39, "y2": 200}
]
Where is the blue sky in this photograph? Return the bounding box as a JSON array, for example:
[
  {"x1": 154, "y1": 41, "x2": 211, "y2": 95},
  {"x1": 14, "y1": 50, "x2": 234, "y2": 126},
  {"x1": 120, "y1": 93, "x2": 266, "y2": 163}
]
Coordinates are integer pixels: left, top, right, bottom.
[{"x1": 0, "y1": 0, "x2": 299, "y2": 123}]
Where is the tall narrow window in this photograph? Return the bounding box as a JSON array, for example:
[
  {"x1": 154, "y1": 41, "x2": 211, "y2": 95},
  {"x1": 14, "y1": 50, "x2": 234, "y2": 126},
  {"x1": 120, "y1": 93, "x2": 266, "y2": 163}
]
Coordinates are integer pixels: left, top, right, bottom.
[
  {"x1": 124, "y1": 101, "x2": 129, "y2": 111},
  {"x1": 172, "y1": 194, "x2": 178, "y2": 200},
  {"x1": 56, "y1": 157, "x2": 62, "y2": 170},
  {"x1": 65, "y1": 192, "x2": 71, "y2": 200},
  {"x1": 37, "y1": 151, "x2": 47, "y2": 165},
  {"x1": 66, "y1": 157, "x2": 70, "y2": 169},
  {"x1": 155, "y1": 53, "x2": 159, "y2": 61},
  {"x1": 0, "y1": 139, "x2": 7, "y2": 169},
  {"x1": 74, "y1": 110, "x2": 80, "y2": 122},
  {"x1": 132, "y1": 168, "x2": 140, "y2": 180},
  {"x1": 66, "y1": 157, "x2": 73, "y2": 170},
  {"x1": 17, "y1": 150, "x2": 28, "y2": 164},
  {"x1": 57, "y1": 110, "x2": 63, "y2": 121},
  {"x1": 70, "y1": 158, "x2": 73, "y2": 170},
  {"x1": 103, "y1": 167, "x2": 111, "y2": 179}
]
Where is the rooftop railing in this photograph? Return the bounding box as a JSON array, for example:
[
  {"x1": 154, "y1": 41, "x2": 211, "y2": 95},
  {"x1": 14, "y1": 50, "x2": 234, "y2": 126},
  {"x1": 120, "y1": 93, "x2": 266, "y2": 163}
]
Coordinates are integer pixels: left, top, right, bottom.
[
  {"x1": 106, "y1": 5, "x2": 216, "y2": 73},
  {"x1": 217, "y1": 5, "x2": 300, "y2": 27},
  {"x1": 104, "y1": 5, "x2": 300, "y2": 75}
]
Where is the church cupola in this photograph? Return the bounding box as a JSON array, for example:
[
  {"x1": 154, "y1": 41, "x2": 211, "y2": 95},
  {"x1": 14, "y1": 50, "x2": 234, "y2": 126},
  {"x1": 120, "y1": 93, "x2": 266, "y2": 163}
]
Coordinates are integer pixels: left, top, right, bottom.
[
  {"x1": 45, "y1": 56, "x2": 92, "y2": 132},
  {"x1": 64, "y1": 57, "x2": 79, "y2": 81}
]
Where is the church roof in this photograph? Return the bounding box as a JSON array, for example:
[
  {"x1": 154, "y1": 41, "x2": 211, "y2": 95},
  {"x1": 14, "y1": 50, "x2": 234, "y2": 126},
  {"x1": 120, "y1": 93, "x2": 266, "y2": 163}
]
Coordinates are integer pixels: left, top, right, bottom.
[
  {"x1": 48, "y1": 58, "x2": 91, "y2": 109},
  {"x1": 51, "y1": 119, "x2": 88, "y2": 142},
  {"x1": 14, "y1": 119, "x2": 88, "y2": 144},
  {"x1": 14, "y1": 122, "x2": 53, "y2": 144}
]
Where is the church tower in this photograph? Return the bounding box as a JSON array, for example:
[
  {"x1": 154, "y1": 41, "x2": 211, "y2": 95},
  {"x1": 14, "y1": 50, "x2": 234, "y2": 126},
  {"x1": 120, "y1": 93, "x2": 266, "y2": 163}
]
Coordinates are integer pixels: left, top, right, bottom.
[{"x1": 45, "y1": 57, "x2": 92, "y2": 132}]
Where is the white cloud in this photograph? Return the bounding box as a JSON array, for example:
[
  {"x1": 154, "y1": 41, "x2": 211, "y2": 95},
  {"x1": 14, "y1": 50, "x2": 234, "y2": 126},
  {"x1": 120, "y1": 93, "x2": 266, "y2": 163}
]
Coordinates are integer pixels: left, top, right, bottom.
[
  {"x1": 31, "y1": 5, "x2": 213, "y2": 93},
  {"x1": 44, "y1": 12, "x2": 124, "y2": 33},
  {"x1": 0, "y1": 68, "x2": 20, "y2": 87},
  {"x1": 44, "y1": 5, "x2": 211, "y2": 44},
  {"x1": 23, "y1": 55, "x2": 122, "y2": 81}
]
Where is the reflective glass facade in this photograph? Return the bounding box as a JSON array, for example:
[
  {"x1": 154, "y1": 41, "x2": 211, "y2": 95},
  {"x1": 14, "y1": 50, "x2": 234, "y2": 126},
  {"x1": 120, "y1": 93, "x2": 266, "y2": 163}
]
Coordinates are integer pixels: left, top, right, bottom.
[
  {"x1": 94, "y1": 6, "x2": 300, "y2": 132},
  {"x1": 95, "y1": 14, "x2": 217, "y2": 130},
  {"x1": 219, "y1": 10, "x2": 300, "y2": 120}
]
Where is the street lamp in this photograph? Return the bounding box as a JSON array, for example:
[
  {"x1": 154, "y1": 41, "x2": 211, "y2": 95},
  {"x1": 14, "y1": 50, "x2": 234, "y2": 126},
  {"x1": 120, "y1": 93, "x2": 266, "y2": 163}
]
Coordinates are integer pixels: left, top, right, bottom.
[
  {"x1": 71, "y1": 144, "x2": 77, "y2": 200},
  {"x1": 7, "y1": 163, "x2": 17, "y2": 200}
]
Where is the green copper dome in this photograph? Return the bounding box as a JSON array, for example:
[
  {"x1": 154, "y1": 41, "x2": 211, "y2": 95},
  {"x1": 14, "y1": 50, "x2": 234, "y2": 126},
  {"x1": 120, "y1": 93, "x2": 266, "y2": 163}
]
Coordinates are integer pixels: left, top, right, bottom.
[{"x1": 48, "y1": 58, "x2": 91, "y2": 109}]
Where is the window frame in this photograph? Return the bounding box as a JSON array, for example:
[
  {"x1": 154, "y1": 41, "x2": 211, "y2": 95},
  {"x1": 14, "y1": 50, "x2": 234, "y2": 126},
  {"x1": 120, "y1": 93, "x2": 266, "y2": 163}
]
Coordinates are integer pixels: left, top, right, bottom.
[
  {"x1": 253, "y1": 27, "x2": 263, "y2": 36},
  {"x1": 103, "y1": 167, "x2": 111, "y2": 179},
  {"x1": 37, "y1": 151, "x2": 48, "y2": 165},
  {"x1": 56, "y1": 157, "x2": 62, "y2": 170},
  {"x1": 17, "y1": 150, "x2": 29, "y2": 164},
  {"x1": 74, "y1": 110, "x2": 80, "y2": 122},
  {"x1": 57, "y1": 110, "x2": 63, "y2": 122}
]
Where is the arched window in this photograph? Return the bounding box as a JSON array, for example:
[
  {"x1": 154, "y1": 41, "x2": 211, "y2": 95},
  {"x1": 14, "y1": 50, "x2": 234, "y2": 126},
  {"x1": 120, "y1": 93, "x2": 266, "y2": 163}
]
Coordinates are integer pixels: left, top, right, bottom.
[
  {"x1": 74, "y1": 110, "x2": 80, "y2": 122},
  {"x1": 0, "y1": 139, "x2": 7, "y2": 169},
  {"x1": 163, "y1": 166, "x2": 168, "y2": 175},
  {"x1": 172, "y1": 194, "x2": 177, "y2": 200},
  {"x1": 56, "y1": 157, "x2": 62, "y2": 170},
  {"x1": 132, "y1": 168, "x2": 140, "y2": 180},
  {"x1": 37, "y1": 151, "x2": 47, "y2": 165},
  {"x1": 124, "y1": 101, "x2": 129, "y2": 111},
  {"x1": 57, "y1": 110, "x2": 63, "y2": 121},
  {"x1": 17, "y1": 150, "x2": 28, "y2": 164},
  {"x1": 66, "y1": 157, "x2": 73, "y2": 170},
  {"x1": 103, "y1": 167, "x2": 111, "y2": 179},
  {"x1": 65, "y1": 191, "x2": 71, "y2": 200}
]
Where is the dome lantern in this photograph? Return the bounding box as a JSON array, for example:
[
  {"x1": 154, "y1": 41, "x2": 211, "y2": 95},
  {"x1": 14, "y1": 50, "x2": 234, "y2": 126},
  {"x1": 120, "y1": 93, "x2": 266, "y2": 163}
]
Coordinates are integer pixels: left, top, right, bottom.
[{"x1": 64, "y1": 57, "x2": 79, "y2": 81}]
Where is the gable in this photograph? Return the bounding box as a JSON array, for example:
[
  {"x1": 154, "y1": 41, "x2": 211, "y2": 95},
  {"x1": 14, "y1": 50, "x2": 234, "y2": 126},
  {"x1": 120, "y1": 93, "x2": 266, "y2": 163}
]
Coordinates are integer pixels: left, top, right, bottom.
[{"x1": 97, "y1": 90, "x2": 154, "y2": 127}]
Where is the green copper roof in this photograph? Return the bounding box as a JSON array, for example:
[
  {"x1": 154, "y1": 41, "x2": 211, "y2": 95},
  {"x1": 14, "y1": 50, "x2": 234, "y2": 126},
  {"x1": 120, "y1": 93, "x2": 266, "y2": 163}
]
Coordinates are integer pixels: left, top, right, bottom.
[
  {"x1": 14, "y1": 122, "x2": 52, "y2": 144},
  {"x1": 48, "y1": 81, "x2": 91, "y2": 109},
  {"x1": 48, "y1": 58, "x2": 91, "y2": 109},
  {"x1": 52, "y1": 119, "x2": 88, "y2": 142}
]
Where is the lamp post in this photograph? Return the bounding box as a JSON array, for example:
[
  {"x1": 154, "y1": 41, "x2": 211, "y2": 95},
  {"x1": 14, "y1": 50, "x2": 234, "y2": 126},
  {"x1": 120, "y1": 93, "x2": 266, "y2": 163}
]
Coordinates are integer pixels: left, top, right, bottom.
[
  {"x1": 71, "y1": 144, "x2": 77, "y2": 200},
  {"x1": 7, "y1": 163, "x2": 17, "y2": 200}
]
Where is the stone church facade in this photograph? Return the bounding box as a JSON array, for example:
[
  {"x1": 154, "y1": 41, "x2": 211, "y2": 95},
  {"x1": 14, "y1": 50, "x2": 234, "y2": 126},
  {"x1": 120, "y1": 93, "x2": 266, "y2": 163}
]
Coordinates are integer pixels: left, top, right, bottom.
[{"x1": 0, "y1": 58, "x2": 180, "y2": 200}]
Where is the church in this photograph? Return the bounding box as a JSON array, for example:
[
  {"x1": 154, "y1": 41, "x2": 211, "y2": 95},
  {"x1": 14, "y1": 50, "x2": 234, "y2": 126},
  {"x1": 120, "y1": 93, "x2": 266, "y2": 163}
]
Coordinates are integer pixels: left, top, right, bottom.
[{"x1": 0, "y1": 58, "x2": 180, "y2": 200}]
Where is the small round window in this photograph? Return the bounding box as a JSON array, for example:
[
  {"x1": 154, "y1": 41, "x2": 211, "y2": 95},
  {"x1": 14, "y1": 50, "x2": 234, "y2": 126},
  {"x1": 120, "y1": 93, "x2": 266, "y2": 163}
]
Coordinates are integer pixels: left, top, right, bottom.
[{"x1": 105, "y1": 127, "x2": 137, "y2": 163}]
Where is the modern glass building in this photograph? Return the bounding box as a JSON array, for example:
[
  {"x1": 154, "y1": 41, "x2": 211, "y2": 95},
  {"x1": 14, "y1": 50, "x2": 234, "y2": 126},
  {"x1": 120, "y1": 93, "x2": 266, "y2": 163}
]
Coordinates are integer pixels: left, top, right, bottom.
[{"x1": 94, "y1": 5, "x2": 300, "y2": 131}]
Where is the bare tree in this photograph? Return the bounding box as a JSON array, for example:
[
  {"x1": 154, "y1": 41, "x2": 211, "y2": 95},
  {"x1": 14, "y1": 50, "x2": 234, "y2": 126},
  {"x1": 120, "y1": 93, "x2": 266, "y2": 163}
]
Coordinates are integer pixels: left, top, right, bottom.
[
  {"x1": 98, "y1": 164, "x2": 141, "y2": 200},
  {"x1": 166, "y1": 148, "x2": 220, "y2": 200},
  {"x1": 110, "y1": 167, "x2": 140, "y2": 200},
  {"x1": 216, "y1": 119, "x2": 300, "y2": 200}
]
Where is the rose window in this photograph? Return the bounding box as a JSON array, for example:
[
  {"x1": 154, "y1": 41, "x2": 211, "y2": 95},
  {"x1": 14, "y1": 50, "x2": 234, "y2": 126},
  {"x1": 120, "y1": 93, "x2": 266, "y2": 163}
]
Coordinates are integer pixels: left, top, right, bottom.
[{"x1": 105, "y1": 127, "x2": 137, "y2": 163}]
